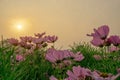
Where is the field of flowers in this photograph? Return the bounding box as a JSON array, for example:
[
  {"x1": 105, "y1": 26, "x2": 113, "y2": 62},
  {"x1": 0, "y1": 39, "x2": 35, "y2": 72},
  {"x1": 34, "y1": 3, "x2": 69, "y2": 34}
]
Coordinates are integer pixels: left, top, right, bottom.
[{"x1": 0, "y1": 25, "x2": 120, "y2": 80}]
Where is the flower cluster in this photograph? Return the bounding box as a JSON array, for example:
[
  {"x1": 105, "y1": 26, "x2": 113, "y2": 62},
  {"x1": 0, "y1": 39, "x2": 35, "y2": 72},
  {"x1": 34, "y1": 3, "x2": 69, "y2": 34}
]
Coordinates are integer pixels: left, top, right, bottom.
[
  {"x1": 50, "y1": 66, "x2": 120, "y2": 80},
  {"x1": 45, "y1": 48, "x2": 84, "y2": 68},
  {"x1": 8, "y1": 32, "x2": 58, "y2": 49},
  {"x1": 87, "y1": 25, "x2": 120, "y2": 52},
  {"x1": 7, "y1": 32, "x2": 58, "y2": 61}
]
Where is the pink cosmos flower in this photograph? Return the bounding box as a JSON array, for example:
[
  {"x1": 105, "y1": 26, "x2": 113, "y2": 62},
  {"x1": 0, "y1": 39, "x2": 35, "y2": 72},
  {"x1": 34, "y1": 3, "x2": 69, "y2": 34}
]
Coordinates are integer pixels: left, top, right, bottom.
[
  {"x1": 20, "y1": 36, "x2": 34, "y2": 43},
  {"x1": 91, "y1": 38, "x2": 104, "y2": 47},
  {"x1": 20, "y1": 36, "x2": 28, "y2": 42},
  {"x1": 32, "y1": 38, "x2": 44, "y2": 44},
  {"x1": 66, "y1": 66, "x2": 91, "y2": 80},
  {"x1": 90, "y1": 70, "x2": 107, "y2": 80},
  {"x1": 16, "y1": 54, "x2": 24, "y2": 61},
  {"x1": 87, "y1": 25, "x2": 109, "y2": 40},
  {"x1": 108, "y1": 35, "x2": 120, "y2": 46},
  {"x1": 91, "y1": 70, "x2": 120, "y2": 80},
  {"x1": 45, "y1": 48, "x2": 64, "y2": 63},
  {"x1": 65, "y1": 66, "x2": 120, "y2": 80},
  {"x1": 7, "y1": 38, "x2": 19, "y2": 46},
  {"x1": 49, "y1": 76, "x2": 58, "y2": 80},
  {"x1": 46, "y1": 48, "x2": 71, "y2": 63},
  {"x1": 93, "y1": 55, "x2": 102, "y2": 60},
  {"x1": 62, "y1": 50, "x2": 74, "y2": 58},
  {"x1": 58, "y1": 50, "x2": 84, "y2": 62},
  {"x1": 73, "y1": 52, "x2": 84, "y2": 61},
  {"x1": 19, "y1": 41, "x2": 27, "y2": 47},
  {"x1": 25, "y1": 44, "x2": 33, "y2": 49},
  {"x1": 46, "y1": 35, "x2": 58, "y2": 43},
  {"x1": 19, "y1": 41, "x2": 33, "y2": 49},
  {"x1": 45, "y1": 48, "x2": 84, "y2": 64},
  {"x1": 34, "y1": 32, "x2": 46, "y2": 38},
  {"x1": 109, "y1": 46, "x2": 119, "y2": 52},
  {"x1": 27, "y1": 36, "x2": 33, "y2": 43}
]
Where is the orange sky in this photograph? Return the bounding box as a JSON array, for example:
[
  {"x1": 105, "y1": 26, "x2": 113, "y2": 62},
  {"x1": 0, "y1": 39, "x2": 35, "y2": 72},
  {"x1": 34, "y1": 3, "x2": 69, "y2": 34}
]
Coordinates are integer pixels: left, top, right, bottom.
[{"x1": 0, "y1": 0, "x2": 120, "y2": 49}]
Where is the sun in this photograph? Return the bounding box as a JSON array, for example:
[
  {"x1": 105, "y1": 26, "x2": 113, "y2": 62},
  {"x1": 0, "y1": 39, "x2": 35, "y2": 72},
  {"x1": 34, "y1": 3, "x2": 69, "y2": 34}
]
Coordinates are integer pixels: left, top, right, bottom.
[
  {"x1": 10, "y1": 18, "x2": 30, "y2": 33},
  {"x1": 17, "y1": 24, "x2": 23, "y2": 30}
]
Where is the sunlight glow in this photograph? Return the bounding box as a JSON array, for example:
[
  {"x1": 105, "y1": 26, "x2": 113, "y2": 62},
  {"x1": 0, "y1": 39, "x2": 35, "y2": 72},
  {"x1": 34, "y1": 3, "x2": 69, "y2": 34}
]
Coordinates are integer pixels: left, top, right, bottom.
[
  {"x1": 17, "y1": 24, "x2": 22, "y2": 30},
  {"x1": 10, "y1": 18, "x2": 31, "y2": 34}
]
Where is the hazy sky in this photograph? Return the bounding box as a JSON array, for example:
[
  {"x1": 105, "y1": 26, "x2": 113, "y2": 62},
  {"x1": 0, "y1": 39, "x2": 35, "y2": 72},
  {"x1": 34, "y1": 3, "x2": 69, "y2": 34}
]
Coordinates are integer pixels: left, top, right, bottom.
[{"x1": 0, "y1": 0, "x2": 120, "y2": 49}]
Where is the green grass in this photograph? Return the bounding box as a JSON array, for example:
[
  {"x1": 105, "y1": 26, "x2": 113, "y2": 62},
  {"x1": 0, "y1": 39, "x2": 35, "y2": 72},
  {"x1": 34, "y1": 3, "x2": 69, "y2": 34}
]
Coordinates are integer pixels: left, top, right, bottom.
[
  {"x1": 0, "y1": 45, "x2": 53, "y2": 80},
  {"x1": 0, "y1": 42, "x2": 120, "y2": 80},
  {"x1": 70, "y1": 42, "x2": 120, "y2": 79}
]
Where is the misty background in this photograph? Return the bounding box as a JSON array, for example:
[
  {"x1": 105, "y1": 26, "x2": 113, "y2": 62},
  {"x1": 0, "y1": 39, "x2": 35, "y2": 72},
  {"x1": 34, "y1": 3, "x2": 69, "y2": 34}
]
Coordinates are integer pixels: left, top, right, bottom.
[{"x1": 0, "y1": 0, "x2": 120, "y2": 49}]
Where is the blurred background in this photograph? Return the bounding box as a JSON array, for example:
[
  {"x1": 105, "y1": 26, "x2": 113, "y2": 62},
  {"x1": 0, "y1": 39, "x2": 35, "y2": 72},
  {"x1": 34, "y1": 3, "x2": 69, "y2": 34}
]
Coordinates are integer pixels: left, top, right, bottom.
[{"x1": 0, "y1": 0, "x2": 120, "y2": 49}]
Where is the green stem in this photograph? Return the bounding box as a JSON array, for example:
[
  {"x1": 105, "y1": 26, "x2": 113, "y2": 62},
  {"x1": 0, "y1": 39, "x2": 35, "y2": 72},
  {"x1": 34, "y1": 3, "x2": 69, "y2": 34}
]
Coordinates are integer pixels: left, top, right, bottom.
[{"x1": 1, "y1": 35, "x2": 3, "y2": 48}]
